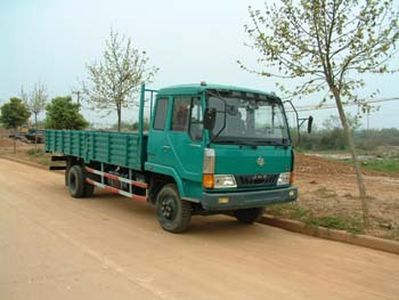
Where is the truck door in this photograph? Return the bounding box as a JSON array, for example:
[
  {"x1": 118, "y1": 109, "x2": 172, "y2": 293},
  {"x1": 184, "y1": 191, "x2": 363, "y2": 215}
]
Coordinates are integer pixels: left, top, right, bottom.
[
  {"x1": 147, "y1": 97, "x2": 170, "y2": 166},
  {"x1": 166, "y1": 96, "x2": 204, "y2": 182}
]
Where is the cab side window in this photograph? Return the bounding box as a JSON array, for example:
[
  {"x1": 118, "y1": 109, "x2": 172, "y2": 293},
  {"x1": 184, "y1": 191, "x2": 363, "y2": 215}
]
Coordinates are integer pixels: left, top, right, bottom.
[
  {"x1": 171, "y1": 97, "x2": 191, "y2": 131},
  {"x1": 153, "y1": 98, "x2": 168, "y2": 130},
  {"x1": 189, "y1": 98, "x2": 203, "y2": 141}
]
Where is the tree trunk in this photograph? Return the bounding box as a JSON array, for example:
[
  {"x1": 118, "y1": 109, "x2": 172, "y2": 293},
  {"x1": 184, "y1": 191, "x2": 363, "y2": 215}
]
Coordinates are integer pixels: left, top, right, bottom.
[
  {"x1": 117, "y1": 108, "x2": 121, "y2": 132},
  {"x1": 331, "y1": 86, "x2": 370, "y2": 229},
  {"x1": 34, "y1": 113, "x2": 38, "y2": 150},
  {"x1": 13, "y1": 127, "x2": 17, "y2": 154}
]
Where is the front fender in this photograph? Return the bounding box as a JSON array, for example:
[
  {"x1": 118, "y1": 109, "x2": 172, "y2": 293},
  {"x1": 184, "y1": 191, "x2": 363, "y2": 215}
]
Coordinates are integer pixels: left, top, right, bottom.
[{"x1": 145, "y1": 162, "x2": 186, "y2": 198}]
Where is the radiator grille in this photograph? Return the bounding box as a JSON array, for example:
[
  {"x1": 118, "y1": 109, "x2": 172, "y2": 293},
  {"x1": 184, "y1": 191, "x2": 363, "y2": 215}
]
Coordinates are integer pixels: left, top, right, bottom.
[{"x1": 235, "y1": 174, "x2": 279, "y2": 188}]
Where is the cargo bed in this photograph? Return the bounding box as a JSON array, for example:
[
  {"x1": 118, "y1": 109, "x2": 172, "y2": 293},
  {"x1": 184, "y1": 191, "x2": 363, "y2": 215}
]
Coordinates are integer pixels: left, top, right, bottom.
[{"x1": 45, "y1": 130, "x2": 147, "y2": 171}]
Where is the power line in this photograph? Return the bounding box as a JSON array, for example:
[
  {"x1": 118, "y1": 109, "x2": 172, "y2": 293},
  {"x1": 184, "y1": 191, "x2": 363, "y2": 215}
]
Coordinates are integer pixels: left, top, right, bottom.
[
  {"x1": 285, "y1": 97, "x2": 399, "y2": 129},
  {"x1": 286, "y1": 97, "x2": 399, "y2": 113}
]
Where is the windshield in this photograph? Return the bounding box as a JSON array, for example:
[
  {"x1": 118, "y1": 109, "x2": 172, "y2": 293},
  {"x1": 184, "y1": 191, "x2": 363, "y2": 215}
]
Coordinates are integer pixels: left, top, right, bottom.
[{"x1": 207, "y1": 94, "x2": 290, "y2": 145}]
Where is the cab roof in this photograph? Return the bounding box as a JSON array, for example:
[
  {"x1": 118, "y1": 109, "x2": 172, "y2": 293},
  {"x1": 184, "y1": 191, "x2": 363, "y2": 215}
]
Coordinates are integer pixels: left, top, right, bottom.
[{"x1": 157, "y1": 83, "x2": 279, "y2": 99}]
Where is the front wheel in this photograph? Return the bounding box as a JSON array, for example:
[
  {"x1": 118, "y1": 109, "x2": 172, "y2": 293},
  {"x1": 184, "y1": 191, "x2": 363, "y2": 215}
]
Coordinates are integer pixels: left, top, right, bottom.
[
  {"x1": 156, "y1": 184, "x2": 192, "y2": 233},
  {"x1": 234, "y1": 207, "x2": 265, "y2": 224}
]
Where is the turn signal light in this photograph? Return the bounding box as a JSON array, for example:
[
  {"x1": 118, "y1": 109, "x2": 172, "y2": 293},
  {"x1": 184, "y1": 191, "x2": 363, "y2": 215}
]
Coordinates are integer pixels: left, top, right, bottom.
[{"x1": 203, "y1": 174, "x2": 214, "y2": 189}]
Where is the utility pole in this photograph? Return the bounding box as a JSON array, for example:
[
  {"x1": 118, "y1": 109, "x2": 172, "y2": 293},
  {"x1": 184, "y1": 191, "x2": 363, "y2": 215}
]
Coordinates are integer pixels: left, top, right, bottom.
[{"x1": 71, "y1": 89, "x2": 81, "y2": 107}]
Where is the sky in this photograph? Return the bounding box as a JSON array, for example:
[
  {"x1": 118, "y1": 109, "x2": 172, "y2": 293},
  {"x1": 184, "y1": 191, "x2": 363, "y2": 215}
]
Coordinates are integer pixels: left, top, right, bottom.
[{"x1": 1, "y1": 0, "x2": 398, "y2": 129}]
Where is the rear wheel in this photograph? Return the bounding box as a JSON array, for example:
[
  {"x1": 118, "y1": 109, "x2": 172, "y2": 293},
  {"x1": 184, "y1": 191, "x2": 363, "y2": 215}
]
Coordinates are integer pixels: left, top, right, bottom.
[
  {"x1": 234, "y1": 207, "x2": 265, "y2": 224},
  {"x1": 156, "y1": 184, "x2": 192, "y2": 233},
  {"x1": 67, "y1": 165, "x2": 94, "y2": 198},
  {"x1": 65, "y1": 166, "x2": 70, "y2": 186},
  {"x1": 84, "y1": 183, "x2": 95, "y2": 197}
]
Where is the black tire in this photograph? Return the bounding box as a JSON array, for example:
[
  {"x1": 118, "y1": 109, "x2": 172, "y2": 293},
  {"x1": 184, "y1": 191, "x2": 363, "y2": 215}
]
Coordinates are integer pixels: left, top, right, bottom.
[
  {"x1": 67, "y1": 165, "x2": 87, "y2": 198},
  {"x1": 84, "y1": 183, "x2": 95, "y2": 197},
  {"x1": 234, "y1": 207, "x2": 265, "y2": 224},
  {"x1": 156, "y1": 184, "x2": 192, "y2": 233},
  {"x1": 65, "y1": 166, "x2": 70, "y2": 186},
  {"x1": 65, "y1": 159, "x2": 72, "y2": 186}
]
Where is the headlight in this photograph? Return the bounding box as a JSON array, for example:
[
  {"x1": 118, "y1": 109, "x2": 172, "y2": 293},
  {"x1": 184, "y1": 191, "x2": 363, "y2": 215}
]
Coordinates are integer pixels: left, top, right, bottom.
[
  {"x1": 214, "y1": 175, "x2": 237, "y2": 188},
  {"x1": 277, "y1": 172, "x2": 291, "y2": 186}
]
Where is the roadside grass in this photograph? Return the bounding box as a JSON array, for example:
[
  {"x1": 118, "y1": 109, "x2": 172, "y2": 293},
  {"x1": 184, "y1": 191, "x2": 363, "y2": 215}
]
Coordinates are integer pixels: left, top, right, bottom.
[
  {"x1": 361, "y1": 158, "x2": 399, "y2": 174},
  {"x1": 268, "y1": 203, "x2": 364, "y2": 234},
  {"x1": 25, "y1": 148, "x2": 51, "y2": 166},
  {"x1": 26, "y1": 148, "x2": 44, "y2": 156},
  {"x1": 386, "y1": 228, "x2": 399, "y2": 241}
]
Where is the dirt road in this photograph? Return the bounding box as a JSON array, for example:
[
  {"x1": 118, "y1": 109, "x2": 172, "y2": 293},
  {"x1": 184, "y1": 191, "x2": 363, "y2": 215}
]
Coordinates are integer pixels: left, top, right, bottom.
[{"x1": 1, "y1": 159, "x2": 398, "y2": 300}]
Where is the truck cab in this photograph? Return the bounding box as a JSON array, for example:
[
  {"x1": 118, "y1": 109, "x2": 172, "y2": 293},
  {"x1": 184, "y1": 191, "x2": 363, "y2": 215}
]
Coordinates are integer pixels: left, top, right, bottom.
[{"x1": 145, "y1": 83, "x2": 297, "y2": 231}]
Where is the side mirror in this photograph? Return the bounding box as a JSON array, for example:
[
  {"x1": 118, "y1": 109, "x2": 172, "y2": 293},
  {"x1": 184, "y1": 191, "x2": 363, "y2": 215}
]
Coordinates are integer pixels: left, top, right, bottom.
[
  {"x1": 307, "y1": 116, "x2": 313, "y2": 133},
  {"x1": 204, "y1": 108, "x2": 216, "y2": 130}
]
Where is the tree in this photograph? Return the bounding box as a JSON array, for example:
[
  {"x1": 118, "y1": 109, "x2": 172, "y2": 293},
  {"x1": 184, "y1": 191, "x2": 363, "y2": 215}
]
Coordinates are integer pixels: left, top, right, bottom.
[
  {"x1": 322, "y1": 113, "x2": 360, "y2": 131},
  {"x1": 83, "y1": 29, "x2": 158, "y2": 131},
  {"x1": 109, "y1": 120, "x2": 134, "y2": 131},
  {"x1": 0, "y1": 98, "x2": 31, "y2": 153},
  {"x1": 240, "y1": 0, "x2": 399, "y2": 229},
  {"x1": 45, "y1": 96, "x2": 88, "y2": 130},
  {"x1": 29, "y1": 82, "x2": 48, "y2": 148},
  {"x1": 20, "y1": 86, "x2": 29, "y2": 105},
  {"x1": 107, "y1": 119, "x2": 150, "y2": 131},
  {"x1": 132, "y1": 119, "x2": 150, "y2": 131}
]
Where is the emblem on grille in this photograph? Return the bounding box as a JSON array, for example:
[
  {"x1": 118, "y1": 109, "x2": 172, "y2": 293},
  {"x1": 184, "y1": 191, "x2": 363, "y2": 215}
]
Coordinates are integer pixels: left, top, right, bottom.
[{"x1": 256, "y1": 156, "x2": 265, "y2": 167}]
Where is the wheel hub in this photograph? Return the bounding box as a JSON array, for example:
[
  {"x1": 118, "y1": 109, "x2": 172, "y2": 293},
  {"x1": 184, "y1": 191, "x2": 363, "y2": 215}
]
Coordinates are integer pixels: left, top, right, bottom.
[{"x1": 160, "y1": 197, "x2": 176, "y2": 220}]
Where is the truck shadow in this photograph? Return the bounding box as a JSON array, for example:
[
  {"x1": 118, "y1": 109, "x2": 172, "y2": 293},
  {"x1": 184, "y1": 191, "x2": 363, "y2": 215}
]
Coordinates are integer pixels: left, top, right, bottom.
[
  {"x1": 77, "y1": 190, "x2": 270, "y2": 237},
  {"x1": 188, "y1": 216, "x2": 269, "y2": 237}
]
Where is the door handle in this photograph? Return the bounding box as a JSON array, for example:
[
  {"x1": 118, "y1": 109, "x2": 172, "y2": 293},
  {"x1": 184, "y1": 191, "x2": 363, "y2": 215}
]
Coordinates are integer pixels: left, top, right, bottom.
[
  {"x1": 189, "y1": 143, "x2": 201, "y2": 148},
  {"x1": 162, "y1": 145, "x2": 171, "y2": 152}
]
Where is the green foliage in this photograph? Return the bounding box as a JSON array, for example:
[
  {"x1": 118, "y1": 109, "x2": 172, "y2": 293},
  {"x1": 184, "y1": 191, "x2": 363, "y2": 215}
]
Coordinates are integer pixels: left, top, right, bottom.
[
  {"x1": 0, "y1": 97, "x2": 31, "y2": 129},
  {"x1": 24, "y1": 148, "x2": 50, "y2": 166},
  {"x1": 356, "y1": 128, "x2": 399, "y2": 150},
  {"x1": 320, "y1": 128, "x2": 347, "y2": 150},
  {"x1": 109, "y1": 120, "x2": 150, "y2": 131},
  {"x1": 310, "y1": 215, "x2": 363, "y2": 234},
  {"x1": 268, "y1": 204, "x2": 312, "y2": 222},
  {"x1": 132, "y1": 120, "x2": 150, "y2": 131},
  {"x1": 27, "y1": 148, "x2": 44, "y2": 156},
  {"x1": 45, "y1": 96, "x2": 88, "y2": 130},
  {"x1": 109, "y1": 121, "x2": 134, "y2": 131}
]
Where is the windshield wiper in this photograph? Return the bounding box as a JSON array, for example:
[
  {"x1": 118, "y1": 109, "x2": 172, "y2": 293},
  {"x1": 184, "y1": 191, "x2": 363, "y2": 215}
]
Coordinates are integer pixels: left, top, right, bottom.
[
  {"x1": 214, "y1": 138, "x2": 258, "y2": 147},
  {"x1": 252, "y1": 139, "x2": 289, "y2": 147}
]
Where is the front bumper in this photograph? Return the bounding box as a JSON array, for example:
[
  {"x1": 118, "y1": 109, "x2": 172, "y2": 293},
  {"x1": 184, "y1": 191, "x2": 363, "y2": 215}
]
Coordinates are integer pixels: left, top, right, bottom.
[{"x1": 201, "y1": 186, "x2": 298, "y2": 211}]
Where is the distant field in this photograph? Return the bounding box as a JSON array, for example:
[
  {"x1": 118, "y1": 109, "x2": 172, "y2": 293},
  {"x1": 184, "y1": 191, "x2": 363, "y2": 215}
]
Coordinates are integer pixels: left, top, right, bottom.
[{"x1": 362, "y1": 158, "x2": 399, "y2": 174}]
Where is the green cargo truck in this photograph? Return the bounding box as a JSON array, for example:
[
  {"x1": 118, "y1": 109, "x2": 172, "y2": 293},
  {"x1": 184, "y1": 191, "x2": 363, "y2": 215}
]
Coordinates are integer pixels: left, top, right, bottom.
[{"x1": 45, "y1": 83, "x2": 311, "y2": 233}]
